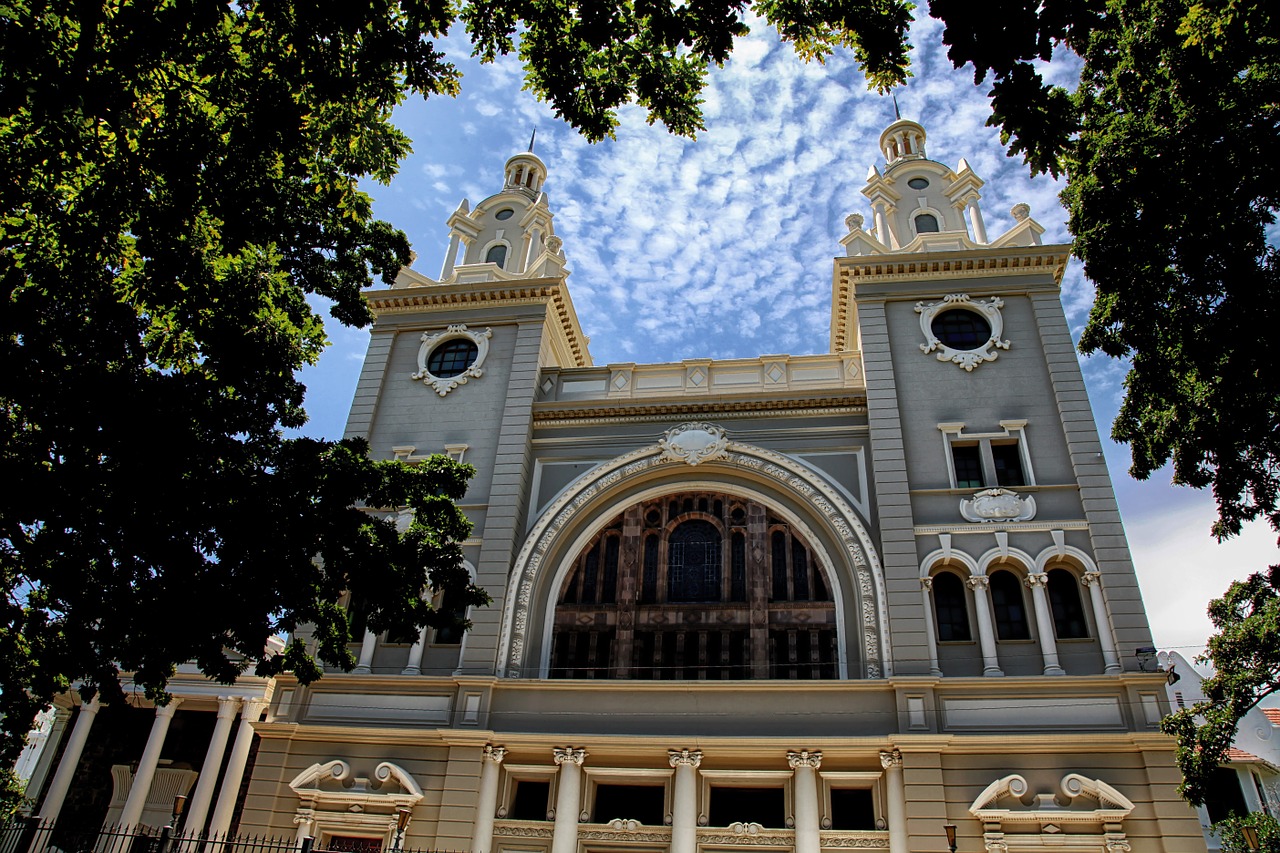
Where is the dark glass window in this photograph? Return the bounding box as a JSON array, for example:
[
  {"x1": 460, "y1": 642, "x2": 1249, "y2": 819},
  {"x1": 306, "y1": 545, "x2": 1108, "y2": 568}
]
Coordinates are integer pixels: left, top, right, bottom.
[
  {"x1": 709, "y1": 787, "x2": 786, "y2": 828},
  {"x1": 581, "y1": 542, "x2": 599, "y2": 603},
  {"x1": 792, "y1": 537, "x2": 810, "y2": 601},
  {"x1": 932, "y1": 309, "x2": 991, "y2": 350},
  {"x1": 730, "y1": 532, "x2": 747, "y2": 602},
  {"x1": 668, "y1": 520, "x2": 721, "y2": 602},
  {"x1": 771, "y1": 530, "x2": 788, "y2": 600},
  {"x1": 829, "y1": 789, "x2": 876, "y2": 831},
  {"x1": 907, "y1": 177, "x2": 930, "y2": 190},
  {"x1": 601, "y1": 536, "x2": 619, "y2": 604},
  {"x1": 914, "y1": 213, "x2": 940, "y2": 233},
  {"x1": 990, "y1": 570, "x2": 1031, "y2": 640},
  {"x1": 427, "y1": 339, "x2": 479, "y2": 378},
  {"x1": 494, "y1": 208, "x2": 514, "y2": 220},
  {"x1": 509, "y1": 780, "x2": 551, "y2": 821},
  {"x1": 485, "y1": 243, "x2": 507, "y2": 266},
  {"x1": 433, "y1": 587, "x2": 468, "y2": 644},
  {"x1": 951, "y1": 444, "x2": 984, "y2": 489},
  {"x1": 933, "y1": 572, "x2": 971, "y2": 641},
  {"x1": 641, "y1": 535, "x2": 659, "y2": 604},
  {"x1": 594, "y1": 784, "x2": 666, "y2": 826},
  {"x1": 1047, "y1": 569, "x2": 1089, "y2": 639},
  {"x1": 1204, "y1": 768, "x2": 1249, "y2": 824},
  {"x1": 992, "y1": 443, "x2": 1025, "y2": 487}
]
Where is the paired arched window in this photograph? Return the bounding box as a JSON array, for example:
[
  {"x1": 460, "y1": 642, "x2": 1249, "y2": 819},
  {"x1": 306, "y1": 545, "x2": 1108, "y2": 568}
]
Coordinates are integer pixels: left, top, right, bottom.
[
  {"x1": 989, "y1": 570, "x2": 1030, "y2": 640},
  {"x1": 932, "y1": 572, "x2": 971, "y2": 642},
  {"x1": 669, "y1": 520, "x2": 721, "y2": 602},
  {"x1": 1047, "y1": 568, "x2": 1089, "y2": 639}
]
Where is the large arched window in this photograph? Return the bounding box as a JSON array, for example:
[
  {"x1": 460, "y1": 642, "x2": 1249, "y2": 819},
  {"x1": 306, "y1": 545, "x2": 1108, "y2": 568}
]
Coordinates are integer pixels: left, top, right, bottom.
[
  {"x1": 550, "y1": 492, "x2": 839, "y2": 680},
  {"x1": 1047, "y1": 569, "x2": 1089, "y2": 639},
  {"x1": 932, "y1": 572, "x2": 971, "y2": 642},
  {"x1": 914, "y1": 213, "x2": 940, "y2": 233},
  {"x1": 485, "y1": 243, "x2": 508, "y2": 267},
  {"x1": 989, "y1": 570, "x2": 1031, "y2": 640}
]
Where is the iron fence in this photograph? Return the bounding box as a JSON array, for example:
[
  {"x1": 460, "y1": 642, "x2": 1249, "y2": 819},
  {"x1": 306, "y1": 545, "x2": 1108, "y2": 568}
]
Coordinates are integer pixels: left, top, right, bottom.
[{"x1": 0, "y1": 820, "x2": 443, "y2": 853}]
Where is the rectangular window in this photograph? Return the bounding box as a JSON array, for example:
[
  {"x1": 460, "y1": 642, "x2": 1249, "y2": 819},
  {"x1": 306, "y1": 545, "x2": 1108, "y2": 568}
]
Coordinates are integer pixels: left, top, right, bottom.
[
  {"x1": 509, "y1": 779, "x2": 551, "y2": 821},
  {"x1": 991, "y1": 442, "x2": 1025, "y2": 487},
  {"x1": 951, "y1": 444, "x2": 984, "y2": 488},
  {"x1": 829, "y1": 788, "x2": 876, "y2": 831},
  {"x1": 708, "y1": 787, "x2": 786, "y2": 828},
  {"x1": 593, "y1": 784, "x2": 666, "y2": 825}
]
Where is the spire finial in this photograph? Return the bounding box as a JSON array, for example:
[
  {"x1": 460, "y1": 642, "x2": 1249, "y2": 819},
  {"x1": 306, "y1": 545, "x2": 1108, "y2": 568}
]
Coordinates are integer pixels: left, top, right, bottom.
[
  {"x1": 528, "y1": 128, "x2": 537, "y2": 153},
  {"x1": 892, "y1": 92, "x2": 901, "y2": 121}
]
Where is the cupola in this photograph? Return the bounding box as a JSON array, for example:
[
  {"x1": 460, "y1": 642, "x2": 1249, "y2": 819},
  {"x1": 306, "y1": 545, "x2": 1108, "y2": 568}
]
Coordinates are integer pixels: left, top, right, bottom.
[
  {"x1": 879, "y1": 118, "x2": 927, "y2": 168},
  {"x1": 503, "y1": 152, "x2": 547, "y2": 196}
]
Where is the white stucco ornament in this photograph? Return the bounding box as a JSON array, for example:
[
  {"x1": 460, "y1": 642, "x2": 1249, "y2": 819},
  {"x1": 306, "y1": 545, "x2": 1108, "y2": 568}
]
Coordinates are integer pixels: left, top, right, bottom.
[
  {"x1": 411, "y1": 324, "x2": 492, "y2": 396},
  {"x1": 960, "y1": 488, "x2": 1036, "y2": 523},
  {"x1": 915, "y1": 293, "x2": 1010, "y2": 371},
  {"x1": 658, "y1": 423, "x2": 729, "y2": 466}
]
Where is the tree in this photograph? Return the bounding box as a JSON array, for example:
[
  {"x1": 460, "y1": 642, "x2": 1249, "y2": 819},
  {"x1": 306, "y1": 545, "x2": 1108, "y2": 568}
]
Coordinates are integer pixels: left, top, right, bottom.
[
  {"x1": 0, "y1": 0, "x2": 915, "y2": 814},
  {"x1": 1161, "y1": 568, "x2": 1280, "y2": 804}
]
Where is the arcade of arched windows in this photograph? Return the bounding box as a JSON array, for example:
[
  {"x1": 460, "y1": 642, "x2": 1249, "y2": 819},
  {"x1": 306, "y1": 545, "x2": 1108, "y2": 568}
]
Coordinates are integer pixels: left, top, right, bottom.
[{"x1": 551, "y1": 492, "x2": 838, "y2": 681}]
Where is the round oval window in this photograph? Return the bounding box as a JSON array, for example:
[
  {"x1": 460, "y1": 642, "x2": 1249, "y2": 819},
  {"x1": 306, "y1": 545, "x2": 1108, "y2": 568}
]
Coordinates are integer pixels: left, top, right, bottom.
[
  {"x1": 427, "y1": 338, "x2": 480, "y2": 378},
  {"x1": 931, "y1": 309, "x2": 992, "y2": 350},
  {"x1": 495, "y1": 208, "x2": 514, "y2": 220},
  {"x1": 908, "y1": 177, "x2": 930, "y2": 189}
]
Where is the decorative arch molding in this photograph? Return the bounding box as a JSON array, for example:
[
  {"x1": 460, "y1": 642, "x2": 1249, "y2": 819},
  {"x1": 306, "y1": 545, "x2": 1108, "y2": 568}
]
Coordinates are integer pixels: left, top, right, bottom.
[
  {"x1": 969, "y1": 774, "x2": 1135, "y2": 853},
  {"x1": 497, "y1": 424, "x2": 888, "y2": 679},
  {"x1": 919, "y1": 548, "x2": 980, "y2": 578},
  {"x1": 1033, "y1": 545, "x2": 1100, "y2": 575},
  {"x1": 976, "y1": 547, "x2": 1037, "y2": 576}
]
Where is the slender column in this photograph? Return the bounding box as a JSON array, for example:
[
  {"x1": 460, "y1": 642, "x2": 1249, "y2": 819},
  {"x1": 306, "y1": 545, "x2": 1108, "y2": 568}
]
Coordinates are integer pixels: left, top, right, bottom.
[
  {"x1": 183, "y1": 697, "x2": 240, "y2": 836},
  {"x1": 353, "y1": 630, "x2": 378, "y2": 674},
  {"x1": 403, "y1": 626, "x2": 429, "y2": 676},
  {"x1": 1082, "y1": 573, "x2": 1123, "y2": 673},
  {"x1": 517, "y1": 233, "x2": 533, "y2": 273},
  {"x1": 471, "y1": 745, "x2": 506, "y2": 853},
  {"x1": 880, "y1": 750, "x2": 907, "y2": 853},
  {"x1": 120, "y1": 699, "x2": 183, "y2": 828},
  {"x1": 207, "y1": 698, "x2": 268, "y2": 838},
  {"x1": 23, "y1": 707, "x2": 71, "y2": 813},
  {"x1": 38, "y1": 697, "x2": 102, "y2": 820},
  {"x1": 668, "y1": 750, "x2": 702, "y2": 853},
  {"x1": 294, "y1": 811, "x2": 316, "y2": 847},
  {"x1": 550, "y1": 748, "x2": 587, "y2": 853},
  {"x1": 788, "y1": 751, "x2": 822, "y2": 853},
  {"x1": 967, "y1": 201, "x2": 988, "y2": 243},
  {"x1": 440, "y1": 232, "x2": 462, "y2": 279},
  {"x1": 1025, "y1": 574, "x2": 1065, "y2": 676},
  {"x1": 919, "y1": 578, "x2": 942, "y2": 676},
  {"x1": 966, "y1": 576, "x2": 1003, "y2": 676},
  {"x1": 872, "y1": 203, "x2": 890, "y2": 247}
]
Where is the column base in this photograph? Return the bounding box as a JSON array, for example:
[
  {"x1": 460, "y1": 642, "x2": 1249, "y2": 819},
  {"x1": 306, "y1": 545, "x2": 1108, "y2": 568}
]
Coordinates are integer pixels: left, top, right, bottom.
[
  {"x1": 1104, "y1": 664, "x2": 1123, "y2": 675},
  {"x1": 1043, "y1": 665, "x2": 1066, "y2": 676},
  {"x1": 983, "y1": 666, "x2": 1005, "y2": 677},
  {"x1": 930, "y1": 667, "x2": 943, "y2": 677},
  {"x1": 401, "y1": 666, "x2": 421, "y2": 676},
  {"x1": 352, "y1": 665, "x2": 372, "y2": 674}
]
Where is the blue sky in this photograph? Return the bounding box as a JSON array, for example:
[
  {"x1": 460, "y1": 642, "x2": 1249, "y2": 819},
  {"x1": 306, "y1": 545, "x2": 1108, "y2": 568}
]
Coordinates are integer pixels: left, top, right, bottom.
[{"x1": 297, "y1": 8, "x2": 1278, "y2": 664}]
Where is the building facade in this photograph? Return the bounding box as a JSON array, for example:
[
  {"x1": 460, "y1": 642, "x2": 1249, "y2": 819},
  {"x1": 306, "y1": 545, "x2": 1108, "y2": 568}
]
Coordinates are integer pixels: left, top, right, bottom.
[{"x1": 33, "y1": 121, "x2": 1207, "y2": 853}]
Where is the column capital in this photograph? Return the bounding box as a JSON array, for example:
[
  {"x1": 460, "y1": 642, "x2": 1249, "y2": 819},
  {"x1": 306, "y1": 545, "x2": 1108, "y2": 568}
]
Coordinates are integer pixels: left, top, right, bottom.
[
  {"x1": 240, "y1": 697, "x2": 269, "y2": 720},
  {"x1": 920, "y1": 577, "x2": 934, "y2": 592},
  {"x1": 668, "y1": 749, "x2": 703, "y2": 769},
  {"x1": 154, "y1": 698, "x2": 183, "y2": 718},
  {"x1": 77, "y1": 696, "x2": 103, "y2": 715},
  {"x1": 553, "y1": 747, "x2": 587, "y2": 767},
  {"x1": 1082, "y1": 571, "x2": 1102, "y2": 587},
  {"x1": 966, "y1": 575, "x2": 990, "y2": 590},
  {"x1": 787, "y1": 750, "x2": 822, "y2": 770},
  {"x1": 879, "y1": 749, "x2": 903, "y2": 770},
  {"x1": 1024, "y1": 573, "x2": 1049, "y2": 588},
  {"x1": 484, "y1": 744, "x2": 507, "y2": 764},
  {"x1": 216, "y1": 697, "x2": 242, "y2": 718}
]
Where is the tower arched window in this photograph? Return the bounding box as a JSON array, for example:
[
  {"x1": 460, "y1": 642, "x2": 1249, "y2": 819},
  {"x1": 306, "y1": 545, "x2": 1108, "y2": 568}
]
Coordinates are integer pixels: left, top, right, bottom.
[
  {"x1": 668, "y1": 520, "x2": 721, "y2": 602},
  {"x1": 932, "y1": 572, "x2": 971, "y2": 642},
  {"x1": 914, "y1": 213, "x2": 940, "y2": 233},
  {"x1": 485, "y1": 244, "x2": 508, "y2": 268},
  {"x1": 1047, "y1": 569, "x2": 1089, "y2": 639},
  {"x1": 989, "y1": 570, "x2": 1030, "y2": 640}
]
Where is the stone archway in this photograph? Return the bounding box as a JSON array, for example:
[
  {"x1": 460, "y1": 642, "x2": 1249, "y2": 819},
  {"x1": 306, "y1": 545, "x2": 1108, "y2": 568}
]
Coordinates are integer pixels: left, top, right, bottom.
[{"x1": 496, "y1": 424, "x2": 888, "y2": 679}]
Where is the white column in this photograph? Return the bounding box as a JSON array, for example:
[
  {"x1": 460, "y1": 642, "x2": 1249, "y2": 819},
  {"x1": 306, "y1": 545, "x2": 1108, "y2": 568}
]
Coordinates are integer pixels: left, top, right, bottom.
[
  {"x1": 880, "y1": 750, "x2": 907, "y2": 853},
  {"x1": 550, "y1": 748, "x2": 587, "y2": 853},
  {"x1": 353, "y1": 630, "x2": 378, "y2": 674},
  {"x1": 1026, "y1": 574, "x2": 1065, "y2": 676},
  {"x1": 120, "y1": 700, "x2": 183, "y2": 828},
  {"x1": 873, "y1": 203, "x2": 890, "y2": 246},
  {"x1": 668, "y1": 750, "x2": 702, "y2": 853},
  {"x1": 294, "y1": 811, "x2": 316, "y2": 847},
  {"x1": 207, "y1": 698, "x2": 268, "y2": 838},
  {"x1": 24, "y1": 707, "x2": 71, "y2": 813},
  {"x1": 517, "y1": 232, "x2": 533, "y2": 273},
  {"x1": 403, "y1": 626, "x2": 429, "y2": 676},
  {"x1": 471, "y1": 745, "x2": 506, "y2": 853},
  {"x1": 38, "y1": 696, "x2": 102, "y2": 820},
  {"x1": 920, "y1": 578, "x2": 942, "y2": 676},
  {"x1": 183, "y1": 697, "x2": 240, "y2": 836},
  {"x1": 440, "y1": 232, "x2": 462, "y2": 279},
  {"x1": 967, "y1": 201, "x2": 988, "y2": 244},
  {"x1": 1082, "y1": 572, "x2": 1123, "y2": 674},
  {"x1": 788, "y1": 751, "x2": 822, "y2": 853},
  {"x1": 966, "y1": 576, "x2": 1003, "y2": 676}
]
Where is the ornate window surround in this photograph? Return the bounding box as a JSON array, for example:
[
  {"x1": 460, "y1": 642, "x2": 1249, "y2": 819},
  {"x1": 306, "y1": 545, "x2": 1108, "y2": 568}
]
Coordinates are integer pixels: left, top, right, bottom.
[
  {"x1": 915, "y1": 293, "x2": 1010, "y2": 370},
  {"x1": 968, "y1": 774, "x2": 1135, "y2": 853},
  {"x1": 289, "y1": 760, "x2": 423, "y2": 847},
  {"x1": 697, "y1": 769, "x2": 795, "y2": 829},
  {"x1": 819, "y1": 771, "x2": 885, "y2": 831},
  {"x1": 582, "y1": 766, "x2": 675, "y2": 825},
  {"x1": 495, "y1": 763, "x2": 559, "y2": 821},
  {"x1": 412, "y1": 324, "x2": 492, "y2": 396}
]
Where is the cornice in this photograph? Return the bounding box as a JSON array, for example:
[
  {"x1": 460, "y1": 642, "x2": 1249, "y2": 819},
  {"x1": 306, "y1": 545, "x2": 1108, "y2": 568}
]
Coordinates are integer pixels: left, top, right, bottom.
[
  {"x1": 532, "y1": 396, "x2": 867, "y2": 427},
  {"x1": 364, "y1": 278, "x2": 590, "y2": 367}
]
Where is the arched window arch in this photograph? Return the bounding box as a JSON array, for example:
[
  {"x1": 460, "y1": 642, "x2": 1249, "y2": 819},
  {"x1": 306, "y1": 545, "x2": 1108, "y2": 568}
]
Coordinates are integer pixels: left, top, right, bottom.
[
  {"x1": 668, "y1": 520, "x2": 721, "y2": 602},
  {"x1": 1047, "y1": 568, "x2": 1089, "y2": 639},
  {"x1": 485, "y1": 243, "x2": 508, "y2": 268},
  {"x1": 914, "y1": 213, "x2": 940, "y2": 233},
  {"x1": 989, "y1": 570, "x2": 1030, "y2": 640},
  {"x1": 932, "y1": 572, "x2": 971, "y2": 642}
]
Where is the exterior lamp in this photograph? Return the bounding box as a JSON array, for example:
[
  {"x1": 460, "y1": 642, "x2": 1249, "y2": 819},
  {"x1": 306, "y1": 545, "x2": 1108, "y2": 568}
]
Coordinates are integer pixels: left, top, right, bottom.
[
  {"x1": 170, "y1": 794, "x2": 187, "y2": 830},
  {"x1": 394, "y1": 806, "x2": 413, "y2": 851},
  {"x1": 1241, "y1": 824, "x2": 1260, "y2": 853},
  {"x1": 944, "y1": 824, "x2": 957, "y2": 853}
]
